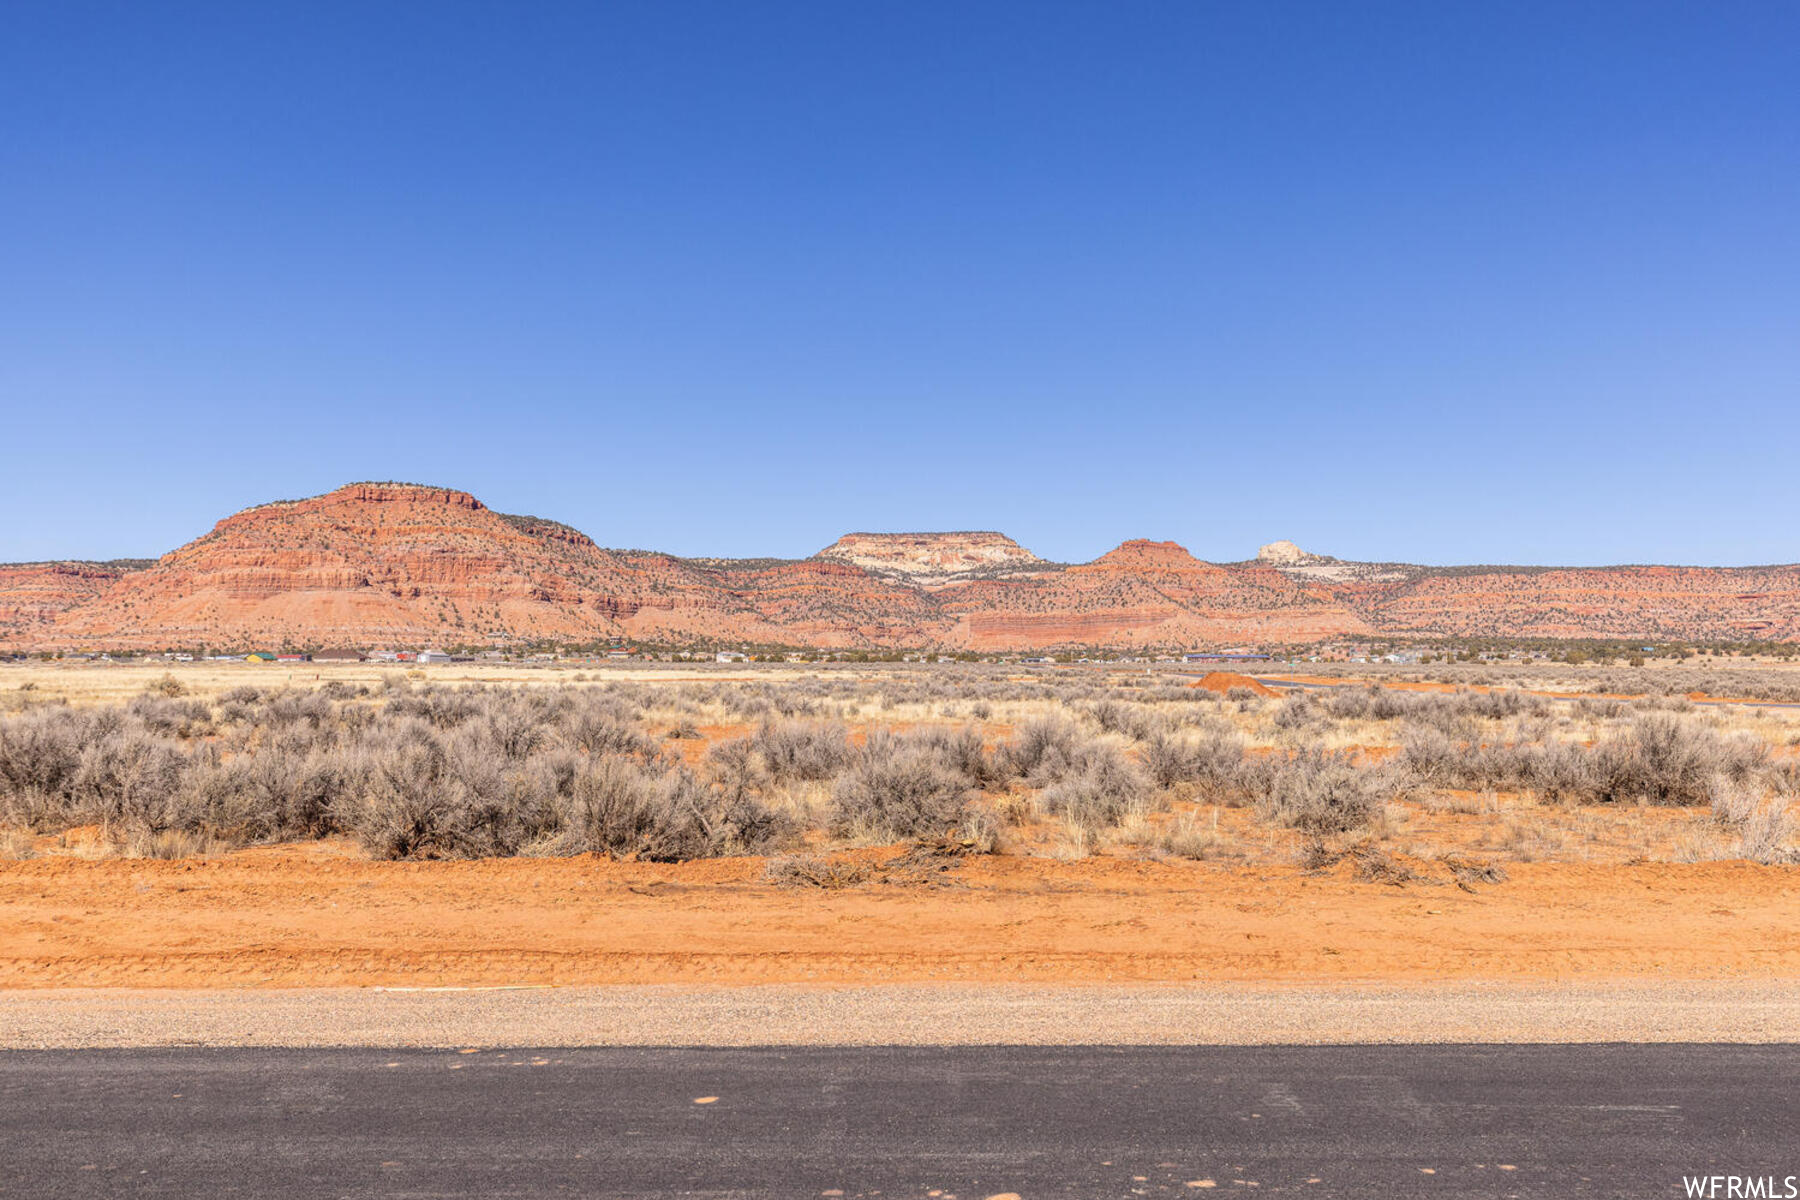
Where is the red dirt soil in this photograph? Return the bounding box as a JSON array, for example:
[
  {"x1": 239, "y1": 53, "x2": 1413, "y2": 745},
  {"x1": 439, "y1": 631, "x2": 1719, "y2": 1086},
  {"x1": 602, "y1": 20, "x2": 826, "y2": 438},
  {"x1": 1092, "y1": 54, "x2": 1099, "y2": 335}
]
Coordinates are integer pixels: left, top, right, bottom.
[
  {"x1": 1188, "y1": 672, "x2": 1278, "y2": 697},
  {"x1": 4, "y1": 846, "x2": 1797, "y2": 989}
]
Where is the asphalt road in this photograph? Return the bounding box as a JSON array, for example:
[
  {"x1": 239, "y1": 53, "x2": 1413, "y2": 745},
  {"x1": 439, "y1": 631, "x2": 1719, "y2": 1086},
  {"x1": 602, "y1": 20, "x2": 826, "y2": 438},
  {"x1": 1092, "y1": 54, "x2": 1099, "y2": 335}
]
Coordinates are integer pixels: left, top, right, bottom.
[{"x1": 2, "y1": 1045, "x2": 1794, "y2": 1198}]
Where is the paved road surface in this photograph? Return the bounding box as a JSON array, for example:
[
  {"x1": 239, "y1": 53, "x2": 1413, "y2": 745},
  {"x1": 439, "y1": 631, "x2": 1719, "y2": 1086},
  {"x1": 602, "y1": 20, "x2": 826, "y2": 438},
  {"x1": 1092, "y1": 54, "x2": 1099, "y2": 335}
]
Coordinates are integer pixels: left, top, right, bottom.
[{"x1": 3, "y1": 1044, "x2": 1795, "y2": 1198}]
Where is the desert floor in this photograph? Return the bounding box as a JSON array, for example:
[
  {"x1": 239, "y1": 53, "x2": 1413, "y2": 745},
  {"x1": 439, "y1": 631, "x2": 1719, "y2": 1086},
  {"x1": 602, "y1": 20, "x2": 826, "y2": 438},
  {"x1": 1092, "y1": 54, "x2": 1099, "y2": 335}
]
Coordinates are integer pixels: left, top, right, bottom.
[
  {"x1": 4, "y1": 658, "x2": 1797, "y2": 1045},
  {"x1": 5, "y1": 840, "x2": 1796, "y2": 990}
]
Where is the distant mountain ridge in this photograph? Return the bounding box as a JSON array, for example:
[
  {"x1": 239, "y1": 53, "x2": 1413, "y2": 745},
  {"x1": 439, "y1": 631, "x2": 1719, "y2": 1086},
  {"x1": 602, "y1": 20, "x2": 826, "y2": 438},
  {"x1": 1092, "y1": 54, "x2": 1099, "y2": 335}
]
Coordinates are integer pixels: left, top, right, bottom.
[{"x1": 3, "y1": 484, "x2": 1796, "y2": 650}]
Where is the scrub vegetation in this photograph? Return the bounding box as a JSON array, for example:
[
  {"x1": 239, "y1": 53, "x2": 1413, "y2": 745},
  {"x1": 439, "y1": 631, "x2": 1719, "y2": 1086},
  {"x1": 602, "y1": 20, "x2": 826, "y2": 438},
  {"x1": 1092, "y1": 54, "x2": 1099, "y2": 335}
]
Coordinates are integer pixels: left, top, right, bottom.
[{"x1": 1, "y1": 663, "x2": 1796, "y2": 867}]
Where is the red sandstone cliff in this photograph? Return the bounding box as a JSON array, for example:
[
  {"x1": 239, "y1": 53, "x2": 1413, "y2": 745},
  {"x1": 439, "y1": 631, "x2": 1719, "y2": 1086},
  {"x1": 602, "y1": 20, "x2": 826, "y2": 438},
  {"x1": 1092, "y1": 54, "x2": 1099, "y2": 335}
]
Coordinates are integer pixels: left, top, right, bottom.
[
  {"x1": 0, "y1": 561, "x2": 142, "y2": 643},
  {"x1": 5, "y1": 484, "x2": 1797, "y2": 651}
]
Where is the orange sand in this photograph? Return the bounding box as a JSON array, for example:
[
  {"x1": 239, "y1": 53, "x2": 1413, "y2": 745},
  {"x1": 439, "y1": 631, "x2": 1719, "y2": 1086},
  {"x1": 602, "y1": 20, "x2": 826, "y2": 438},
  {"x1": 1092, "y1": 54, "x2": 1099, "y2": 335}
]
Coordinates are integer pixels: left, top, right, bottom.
[{"x1": 3, "y1": 844, "x2": 1795, "y2": 989}]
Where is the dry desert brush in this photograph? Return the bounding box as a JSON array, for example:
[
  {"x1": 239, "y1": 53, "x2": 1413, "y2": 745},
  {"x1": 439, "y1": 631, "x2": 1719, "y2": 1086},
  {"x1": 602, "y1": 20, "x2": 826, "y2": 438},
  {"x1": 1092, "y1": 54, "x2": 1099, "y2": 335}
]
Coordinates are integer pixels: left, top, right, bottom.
[{"x1": 828, "y1": 729, "x2": 975, "y2": 841}]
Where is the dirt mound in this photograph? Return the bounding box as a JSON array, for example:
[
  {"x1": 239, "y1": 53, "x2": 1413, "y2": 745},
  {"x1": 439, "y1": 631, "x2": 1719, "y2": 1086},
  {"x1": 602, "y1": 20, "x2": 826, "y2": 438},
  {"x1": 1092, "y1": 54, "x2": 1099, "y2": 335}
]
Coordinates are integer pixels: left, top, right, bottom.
[{"x1": 1188, "y1": 672, "x2": 1277, "y2": 697}]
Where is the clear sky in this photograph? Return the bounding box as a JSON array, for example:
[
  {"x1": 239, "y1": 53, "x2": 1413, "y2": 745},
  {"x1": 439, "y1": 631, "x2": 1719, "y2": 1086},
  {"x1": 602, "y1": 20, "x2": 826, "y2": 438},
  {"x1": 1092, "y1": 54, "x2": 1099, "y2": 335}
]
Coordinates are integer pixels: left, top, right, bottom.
[{"x1": 3, "y1": 2, "x2": 1796, "y2": 567}]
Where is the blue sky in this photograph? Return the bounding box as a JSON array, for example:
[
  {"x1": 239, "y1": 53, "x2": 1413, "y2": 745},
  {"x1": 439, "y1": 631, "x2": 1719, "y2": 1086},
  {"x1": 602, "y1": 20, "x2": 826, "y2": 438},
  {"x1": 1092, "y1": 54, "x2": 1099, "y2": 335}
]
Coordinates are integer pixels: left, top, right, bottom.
[{"x1": 3, "y1": 2, "x2": 1796, "y2": 566}]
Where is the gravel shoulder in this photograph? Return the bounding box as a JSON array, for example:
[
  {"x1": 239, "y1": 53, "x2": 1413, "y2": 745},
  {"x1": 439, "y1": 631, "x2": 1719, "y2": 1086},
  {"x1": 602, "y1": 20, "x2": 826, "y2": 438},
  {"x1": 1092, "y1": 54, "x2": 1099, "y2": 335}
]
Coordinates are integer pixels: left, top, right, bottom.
[{"x1": 6, "y1": 981, "x2": 1800, "y2": 1048}]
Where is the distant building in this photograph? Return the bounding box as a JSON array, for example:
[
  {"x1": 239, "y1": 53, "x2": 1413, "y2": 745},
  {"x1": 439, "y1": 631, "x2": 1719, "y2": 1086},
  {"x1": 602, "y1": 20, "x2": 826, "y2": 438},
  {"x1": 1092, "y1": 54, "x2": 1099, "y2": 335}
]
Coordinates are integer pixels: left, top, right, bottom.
[
  {"x1": 715, "y1": 650, "x2": 748, "y2": 663},
  {"x1": 417, "y1": 649, "x2": 453, "y2": 664},
  {"x1": 276, "y1": 653, "x2": 311, "y2": 663},
  {"x1": 245, "y1": 651, "x2": 277, "y2": 663},
  {"x1": 313, "y1": 648, "x2": 366, "y2": 662}
]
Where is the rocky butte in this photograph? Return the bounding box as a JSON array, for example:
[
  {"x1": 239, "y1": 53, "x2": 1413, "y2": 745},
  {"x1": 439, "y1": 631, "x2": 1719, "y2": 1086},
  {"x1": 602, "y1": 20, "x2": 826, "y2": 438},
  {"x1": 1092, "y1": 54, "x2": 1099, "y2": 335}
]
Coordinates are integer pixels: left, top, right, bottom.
[
  {"x1": 1256, "y1": 539, "x2": 1314, "y2": 566},
  {"x1": 4, "y1": 482, "x2": 1798, "y2": 650},
  {"x1": 814, "y1": 532, "x2": 1046, "y2": 586}
]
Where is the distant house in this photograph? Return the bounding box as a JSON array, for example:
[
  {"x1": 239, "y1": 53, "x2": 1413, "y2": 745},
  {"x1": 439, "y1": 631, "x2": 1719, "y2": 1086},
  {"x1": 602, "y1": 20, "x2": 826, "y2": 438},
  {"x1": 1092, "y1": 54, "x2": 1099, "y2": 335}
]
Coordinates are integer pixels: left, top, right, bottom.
[
  {"x1": 313, "y1": 648, "x2": 366, "y2": 662},
  {"x1": 245, "y1": 651, "x2": 277, "y2": 663},
  {"x1": 276, "y1": 653, "x2": 311, "y2": 663},
  {"x1": 715, "y1": 650, "x2": 748, "y2": 663},
  {"x1": 417, "y1": 649, "x2": 453, "y2": 664}
]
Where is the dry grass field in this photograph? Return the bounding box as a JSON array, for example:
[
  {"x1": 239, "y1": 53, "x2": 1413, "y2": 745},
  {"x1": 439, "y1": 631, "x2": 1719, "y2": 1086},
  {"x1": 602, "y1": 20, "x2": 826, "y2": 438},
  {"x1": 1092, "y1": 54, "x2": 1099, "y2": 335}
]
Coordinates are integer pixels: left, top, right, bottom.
[{"x1": 2, "y1": 658, "x2": 1797, "y2": 989}]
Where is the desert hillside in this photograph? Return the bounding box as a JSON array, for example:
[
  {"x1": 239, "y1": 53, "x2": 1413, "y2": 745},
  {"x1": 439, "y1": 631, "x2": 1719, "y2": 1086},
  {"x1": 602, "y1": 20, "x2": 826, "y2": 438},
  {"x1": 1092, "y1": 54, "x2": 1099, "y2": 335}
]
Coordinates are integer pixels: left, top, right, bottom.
[
  {"x1": 3, "y1": 483, "x2": 1797, "y2": 650},
  {"x1": 0, "y1": 561, "x2": 143, "y2": 644}
]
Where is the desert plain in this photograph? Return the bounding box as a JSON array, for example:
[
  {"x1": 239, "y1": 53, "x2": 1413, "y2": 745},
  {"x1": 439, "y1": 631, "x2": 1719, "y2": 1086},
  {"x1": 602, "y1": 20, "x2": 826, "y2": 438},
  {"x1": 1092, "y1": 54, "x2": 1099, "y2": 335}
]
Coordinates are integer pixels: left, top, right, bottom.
[{"x1": 3, "y1": 657, "x2": 1798, "y2": 1043}]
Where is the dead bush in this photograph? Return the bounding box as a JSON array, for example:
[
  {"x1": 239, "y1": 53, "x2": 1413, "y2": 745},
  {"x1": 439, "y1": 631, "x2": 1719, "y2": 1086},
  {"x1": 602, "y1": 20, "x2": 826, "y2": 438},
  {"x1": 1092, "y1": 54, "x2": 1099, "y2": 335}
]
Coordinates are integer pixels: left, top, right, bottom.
[
  {"x1": 1126, "y1": 809, "x2": 1222, "y2": 860},
  {"x1": 1738, "y1": 801, "x2": 1796, "y2": 865},
  {"x1": 227, "y1": 743, "x2": 351, "y2": 841},
  {"x1": 829, "y1": 731, "x2": 971, "y2": 840},
  {"x1": 754, "y1": 720, "x2": 850, "y2": 782},
  {"x1": 0, "y1": 706, "x2": 92, "y2": 826},
  {"x1": 334, "y1": 725, "x2": 545, "y2": 859},
  {"x1": 704, "y1": 736, "x2": 771, "y2": 801},
  {"x1": 1522, "y1": 741, "x2": 1599, "y2": 805},
  {"x1": 1141, "y1": 726, "x2": 1246, "y2": 797},
  {"x1": 1710, "y1": 775, "x2": 1763, "y2": 831},
  {"x1": 123, "y1": 828, "x2": 208, "y2": 859},
  {"x1": 566, "y1": 706, "x2": 659, "y2": 758},
  {"x1": 1594, "y1": 715, "x2": 1765, "y2": 806},
  {"x1": 1440, "y1": 855, "x2": 1509, "y2": 892},
  {"x1": 124, "y1": 694, "x2": 211, "y2": 738},
  {"x1": 1083, "y1": 698, "x2": 1162, "y2": 742},
  {"x1": 71, "y1": 729, "x2": 189, "y2": 837},
  {"x1": 1255, "y1": 750, "x2": 1403, "y2": 834},
  {"x1": 999, "y1": 716, "x2": 1084, "y2": 781},
  {"x1": 910, "y1": 725, "x2": 1004, "y2": 788},
  {"x1": 763, "y1": 853, "x2": 872, "y2": 888},
  {"x1": 955, "y1": 805, "x2": 1006, "y2": 854},
  {"x1": 1710, "y1": 776, "x2": 1797, "y2": 864},
  {"x1": 537, "y1": 757, "x2": 789, "y2": 860},
  {"x1": 1271, "y1": 692, "x2": 1325, "y2": 733},
  {"x1": 1038, "y1": 743, "x2": 1154, "y2": 831}
]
